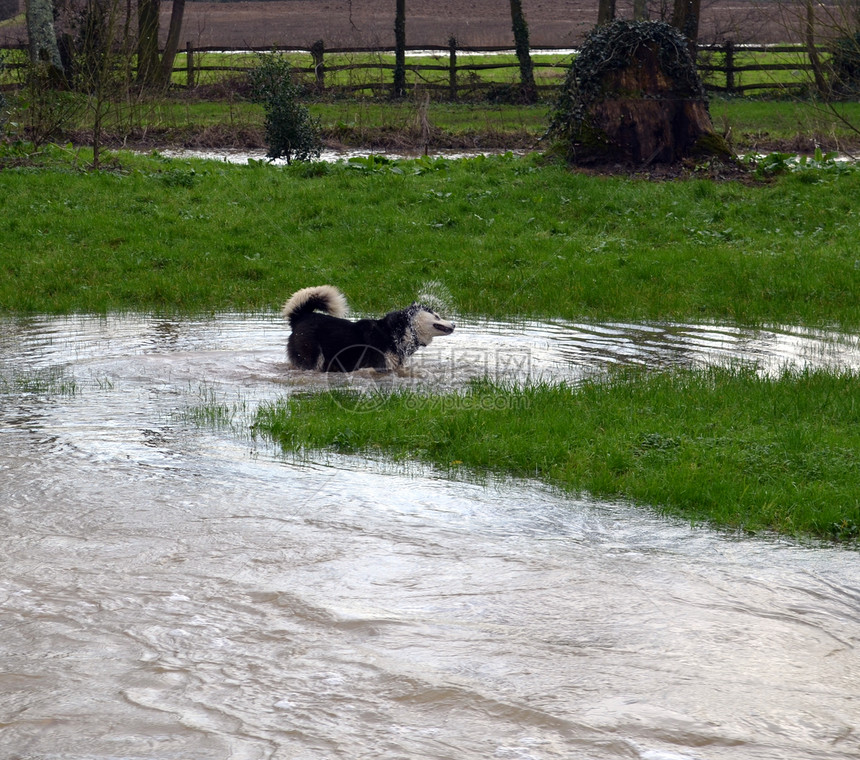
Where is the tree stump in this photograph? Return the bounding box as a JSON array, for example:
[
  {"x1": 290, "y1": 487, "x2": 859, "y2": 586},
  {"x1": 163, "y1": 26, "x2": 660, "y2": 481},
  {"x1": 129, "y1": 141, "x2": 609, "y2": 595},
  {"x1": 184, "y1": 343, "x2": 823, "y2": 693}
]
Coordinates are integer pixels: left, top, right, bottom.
[{"x1": 549, "y1": 20, "x2": 732, "y2": 166}]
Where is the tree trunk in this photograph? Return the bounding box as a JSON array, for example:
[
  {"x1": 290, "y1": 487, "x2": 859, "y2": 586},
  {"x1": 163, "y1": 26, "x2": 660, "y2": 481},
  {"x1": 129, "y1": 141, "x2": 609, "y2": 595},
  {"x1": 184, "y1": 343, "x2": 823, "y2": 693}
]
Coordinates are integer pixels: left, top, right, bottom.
[
  {"x1": 393, "y1": 0, "x2": 406, "y2": 98},
  {"x1": 633, "y1": 0, "x2": 649, "y2": 21},
  {"x1": 509, "y1": 0, "x2": 537, "y2": 103},
  {"x1": 804, "y1": 0, "x2": 829, "y2": 97},
  {"x1": 671, "y1": 0, "x2": 701, "y2": 59},
  {"x1": 597, "y1": 0, "x2": 616, "y2": 26},
  {"x1": 159, "y1": 0, "x2": 186, "y2": 87},
  {"x1": 25, "y1": 0, "x2": 64, "y2": 74},
  {"x1": 590, "y1": 43, "x2": 725, "y2": 164},
  {"x1": 137, "y1": 0, "x2": 161, "y2": 87}
]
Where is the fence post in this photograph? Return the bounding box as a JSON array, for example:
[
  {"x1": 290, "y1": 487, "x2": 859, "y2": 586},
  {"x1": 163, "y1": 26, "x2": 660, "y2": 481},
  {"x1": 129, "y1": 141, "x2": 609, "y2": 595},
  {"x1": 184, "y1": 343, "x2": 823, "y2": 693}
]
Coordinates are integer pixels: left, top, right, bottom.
[
  {"x1": 724, "y1": 39, "x2": 735, "y2": 95},
  {"x1": 448, "y1": 36, "x2": 457, "y2": 101},
  {"x1": 186, "y1": 41, "x2": 194, "y2": 89},
  {"x1": 311, "y1": 39, "x2": 325, "y2": 91}
]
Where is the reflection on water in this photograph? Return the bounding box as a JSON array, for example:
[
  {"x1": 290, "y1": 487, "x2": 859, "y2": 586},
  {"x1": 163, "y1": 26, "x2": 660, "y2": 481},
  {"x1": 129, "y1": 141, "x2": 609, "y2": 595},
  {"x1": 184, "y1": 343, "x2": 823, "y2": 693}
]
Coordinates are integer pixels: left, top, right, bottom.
[{"x1": 1, "y1": 313, "x2": 859, "y2": 760}]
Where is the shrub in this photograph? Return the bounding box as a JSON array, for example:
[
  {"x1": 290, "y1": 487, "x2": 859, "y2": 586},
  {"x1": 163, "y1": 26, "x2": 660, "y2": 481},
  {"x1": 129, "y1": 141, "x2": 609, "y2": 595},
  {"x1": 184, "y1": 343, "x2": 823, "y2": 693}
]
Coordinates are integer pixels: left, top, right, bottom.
[{"x1": 248, "y1": 53, "x2": 322, "y2": 163}]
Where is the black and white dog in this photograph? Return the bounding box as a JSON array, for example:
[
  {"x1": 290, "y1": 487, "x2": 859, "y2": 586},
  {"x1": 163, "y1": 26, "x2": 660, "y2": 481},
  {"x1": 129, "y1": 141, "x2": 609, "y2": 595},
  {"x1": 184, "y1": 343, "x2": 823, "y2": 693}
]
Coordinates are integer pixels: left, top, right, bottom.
[{"x1": 283, "y1": 285, "x2": 455, "y2": 371}]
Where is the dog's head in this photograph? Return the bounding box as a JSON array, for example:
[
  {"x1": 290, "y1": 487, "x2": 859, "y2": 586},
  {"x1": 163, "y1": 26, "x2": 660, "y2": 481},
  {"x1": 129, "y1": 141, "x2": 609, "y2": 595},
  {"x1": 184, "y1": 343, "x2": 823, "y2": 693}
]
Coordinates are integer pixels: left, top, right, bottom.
[{"x1": 409, "y1": 303, "x2": 455, "y2": 346}]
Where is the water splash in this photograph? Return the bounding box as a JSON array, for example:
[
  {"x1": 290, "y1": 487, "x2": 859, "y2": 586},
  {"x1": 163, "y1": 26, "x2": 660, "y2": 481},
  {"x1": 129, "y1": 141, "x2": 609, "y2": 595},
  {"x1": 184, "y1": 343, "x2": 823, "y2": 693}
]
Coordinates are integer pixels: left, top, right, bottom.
[{"x1": 416, "y1": 279, "x2": 458, "y2": 317}]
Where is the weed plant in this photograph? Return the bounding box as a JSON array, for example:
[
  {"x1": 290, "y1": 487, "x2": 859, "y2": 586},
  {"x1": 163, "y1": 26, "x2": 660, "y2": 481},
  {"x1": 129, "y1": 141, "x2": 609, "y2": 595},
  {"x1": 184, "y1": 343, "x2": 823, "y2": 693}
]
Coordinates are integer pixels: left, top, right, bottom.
[{"x1": 256, "y1": 367, "x2": 860, "y2": 544}]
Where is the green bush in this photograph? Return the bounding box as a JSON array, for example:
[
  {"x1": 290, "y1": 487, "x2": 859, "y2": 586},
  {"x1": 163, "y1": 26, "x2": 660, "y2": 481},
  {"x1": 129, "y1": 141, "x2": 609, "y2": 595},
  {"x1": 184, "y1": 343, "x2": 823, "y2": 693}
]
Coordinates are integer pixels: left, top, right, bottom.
[{"x1": 248, "y1": 53, "x2": 322, "y2": 163}]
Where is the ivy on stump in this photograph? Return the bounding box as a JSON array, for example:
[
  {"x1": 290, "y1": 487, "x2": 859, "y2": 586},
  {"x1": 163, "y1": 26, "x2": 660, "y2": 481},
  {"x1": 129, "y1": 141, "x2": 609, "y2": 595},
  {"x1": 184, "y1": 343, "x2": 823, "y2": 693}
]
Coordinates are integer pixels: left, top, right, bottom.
[{"x1": 548, "y1": 20, "x2": 731, "y2": 166}]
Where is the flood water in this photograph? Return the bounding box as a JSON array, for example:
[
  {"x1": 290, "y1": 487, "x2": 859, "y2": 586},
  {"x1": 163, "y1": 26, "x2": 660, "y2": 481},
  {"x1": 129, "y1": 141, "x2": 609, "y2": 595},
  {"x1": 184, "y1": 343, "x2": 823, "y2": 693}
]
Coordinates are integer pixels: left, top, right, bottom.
[{"x1": 1, "y1": 313, "x2": 859, "y2": 760}]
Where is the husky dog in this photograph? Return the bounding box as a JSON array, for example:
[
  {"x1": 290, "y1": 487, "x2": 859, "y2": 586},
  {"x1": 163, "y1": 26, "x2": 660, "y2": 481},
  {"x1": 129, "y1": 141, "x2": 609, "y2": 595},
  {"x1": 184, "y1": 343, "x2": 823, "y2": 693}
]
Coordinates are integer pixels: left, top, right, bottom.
[{"x1": 282, "y1": 285, "x2": 455, "y2": 371}]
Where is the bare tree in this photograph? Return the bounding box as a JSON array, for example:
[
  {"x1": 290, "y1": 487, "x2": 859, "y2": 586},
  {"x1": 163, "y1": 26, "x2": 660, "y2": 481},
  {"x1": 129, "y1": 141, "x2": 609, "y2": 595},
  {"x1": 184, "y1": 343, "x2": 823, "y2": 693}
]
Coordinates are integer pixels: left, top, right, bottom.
[
  {"x1": 87, "y1": 0, "x2": 125, "y2": 168},
  {"x1": 778, "y1": 0, "x2": 860, "y2": 142},
  {"x1": 772, "y1": 1, "x2": 859, "y2": 93},
  {"x1": 597, "y1": 0, "x2": 650, "y2": 26},
  {"x1": 598, "y1": 0, "x2": 616, "y2": 26},
  {"x1": 135, "y1": 0, "x2": 187, "y2": 88}
]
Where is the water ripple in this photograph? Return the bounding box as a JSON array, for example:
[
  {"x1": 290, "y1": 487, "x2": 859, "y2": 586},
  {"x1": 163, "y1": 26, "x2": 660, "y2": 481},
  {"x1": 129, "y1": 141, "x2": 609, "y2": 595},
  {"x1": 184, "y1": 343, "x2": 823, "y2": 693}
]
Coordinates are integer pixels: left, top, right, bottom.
[{"x1": 1, "y1": 313, "x2": 859, "y2": 760}]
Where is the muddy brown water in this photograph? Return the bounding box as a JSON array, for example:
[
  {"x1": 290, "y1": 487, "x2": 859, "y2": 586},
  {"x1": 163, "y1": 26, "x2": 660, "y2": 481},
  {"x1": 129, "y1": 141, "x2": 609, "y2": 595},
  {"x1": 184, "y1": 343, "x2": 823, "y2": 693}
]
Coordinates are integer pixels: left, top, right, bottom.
[{"x1": 1, "y1": 313, "x2": 859, "y2": 760}]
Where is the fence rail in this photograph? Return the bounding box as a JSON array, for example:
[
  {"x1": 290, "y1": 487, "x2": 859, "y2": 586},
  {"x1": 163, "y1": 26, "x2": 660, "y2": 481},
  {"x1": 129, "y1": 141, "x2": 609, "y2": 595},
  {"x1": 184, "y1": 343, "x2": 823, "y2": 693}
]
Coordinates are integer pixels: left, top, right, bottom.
[
  {"x1": 185, "y1": 40, "x2": 830, "y2": 97},
  {"x1": 2, "y1": 40, "x2": 830, "y2": 97}
]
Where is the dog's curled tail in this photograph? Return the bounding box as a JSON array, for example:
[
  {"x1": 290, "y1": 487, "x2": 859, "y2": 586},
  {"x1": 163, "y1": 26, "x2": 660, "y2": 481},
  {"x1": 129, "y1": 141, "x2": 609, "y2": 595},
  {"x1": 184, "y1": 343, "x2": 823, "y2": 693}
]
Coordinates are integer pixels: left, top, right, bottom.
[{"x1": 282, "y1": 285, "x2": 348, "y2": 326}]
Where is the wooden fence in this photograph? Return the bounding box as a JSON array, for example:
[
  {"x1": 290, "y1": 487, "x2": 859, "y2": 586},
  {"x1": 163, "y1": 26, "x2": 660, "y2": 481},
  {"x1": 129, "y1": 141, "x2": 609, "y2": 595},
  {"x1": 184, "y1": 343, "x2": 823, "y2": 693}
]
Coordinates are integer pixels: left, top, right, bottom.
[
  {"x1": 697, "y1": 42, "x2": 822, "y2": 95},
  {"x1": 2, "y1": 40, "x2": 827, "y2": 97},
  {"x1": 181, "y1": 40, "x2": 825, "y2": 97}
]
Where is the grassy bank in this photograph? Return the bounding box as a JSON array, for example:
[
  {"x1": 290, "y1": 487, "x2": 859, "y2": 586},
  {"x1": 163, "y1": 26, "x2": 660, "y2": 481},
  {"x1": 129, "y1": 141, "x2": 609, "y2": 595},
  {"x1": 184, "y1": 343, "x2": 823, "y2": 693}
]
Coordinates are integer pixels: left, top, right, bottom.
[
  {"x1": 1, "y1": 149, "x2": 859, "y2": 328},
  {"x1": 256, "y1": 367, "x2": 860, "y2": 543}
]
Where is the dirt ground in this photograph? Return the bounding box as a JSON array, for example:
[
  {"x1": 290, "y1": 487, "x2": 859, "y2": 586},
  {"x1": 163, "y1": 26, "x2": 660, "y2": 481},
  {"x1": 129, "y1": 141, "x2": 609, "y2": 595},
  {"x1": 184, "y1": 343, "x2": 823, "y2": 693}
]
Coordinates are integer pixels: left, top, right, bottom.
[
  {"x1": 168, "y1": 0, "x2": 799, "y2": 50},
  {"x1": 1, "y1": 1, "x2": 808, "y2": 50}
]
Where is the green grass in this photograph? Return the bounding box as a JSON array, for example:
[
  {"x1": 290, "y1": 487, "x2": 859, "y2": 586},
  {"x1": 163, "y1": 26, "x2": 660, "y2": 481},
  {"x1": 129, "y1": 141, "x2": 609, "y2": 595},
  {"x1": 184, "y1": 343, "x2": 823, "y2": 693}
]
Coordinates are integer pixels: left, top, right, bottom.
[
  {"x1": 8, "y1": 90, "x2": 857, "y2": 155},
  {"x1": 135, "y1": 97, "x2": 860, "y2": 151},
  {"x1": 131, "y1": 96, "x2": 860, "y2": 148},
  {"x1": 709, "y1": 98, "x2": 860, "y2": 147},
  {"x1": 1, "y1": 149, "x2": 858, "y2": 327},
  {"x1": 255, "y1": 367, "x2": 860, "y2": 543},
  {"x1": 179, "y1": 384, "x2": 249, "y2": 430},
  {"x1": 313, "y1": 100, "x2": 547, "y2": 137}
]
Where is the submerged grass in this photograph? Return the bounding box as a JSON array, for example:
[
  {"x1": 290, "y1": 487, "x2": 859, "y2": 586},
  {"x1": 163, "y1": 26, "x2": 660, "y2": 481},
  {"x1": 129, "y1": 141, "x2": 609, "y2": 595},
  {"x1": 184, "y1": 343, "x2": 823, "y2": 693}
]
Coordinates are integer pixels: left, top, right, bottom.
[
  {"x1": 179, "y1": 384, "x2": 250, "y2": 430},
  {"x1": 0, "y1": 367, "x2": 79, "y2": 396},
  {"x1": 1, "y1": 149, "x2": 859, "y2": 330},
  {"x1": 256, "y1": 367, "x2": 860, "y2": 544}
]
